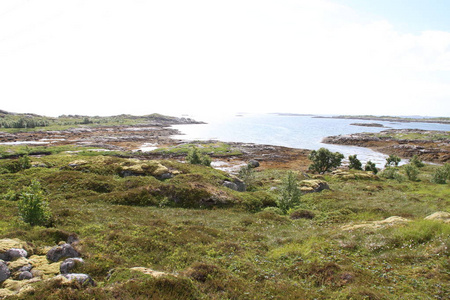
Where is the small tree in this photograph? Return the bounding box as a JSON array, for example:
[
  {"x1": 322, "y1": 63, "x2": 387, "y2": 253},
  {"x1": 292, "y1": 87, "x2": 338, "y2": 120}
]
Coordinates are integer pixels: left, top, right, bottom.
[
  {"x1": 239, "y1": 164, "x2": 256, "y2": 191},
  {"x1": 348, "y1": 155, "x2": 362, "y2": 170},
  {"x1": 308, "y1": 148, "x2": 344, "y2": 174},
  {"x1": 385, "y1": 154, "x2": 401, "y2": 168},
  {"x1": 364, "y1": 161, "x2": 378, "y2": 174},
  {"x1": 404, "y1": 164, "x2": 419, "y2": 181},
  {"x1": 186, "y1": 146, "x2": 211, "y2": 167},
  {"x1": 277, "y1": 171, "x2": 301, "y2": 214},
  {"x1": 431, "y1": 164, "x2": 449, "y2": 184},
  {"x1": 410, "y1": 155, "x2": 424, "y2": 168},
  {"x1": 17, "y1": 180, "x2": 52, "y2": 226}
]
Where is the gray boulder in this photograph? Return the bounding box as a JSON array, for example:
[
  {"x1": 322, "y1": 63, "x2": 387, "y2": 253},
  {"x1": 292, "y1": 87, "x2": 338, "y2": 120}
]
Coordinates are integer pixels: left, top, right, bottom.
[
  {"x1": 0, "y1": 260, "x2": 10, "y2": 283},
  {"x1": 18, "y1": 271, "x2": 33, "y2": 280},
  {"x1": 223, "y1": 178, "x2": 246, "y2": 192},
  {"x1": 5, "y1": 248, "x2": 27, "y2": 261},
  {"x1": 46, "y1": 243, "x2": 80, "y2": 262},
  {"x1": 60, "y1": 258, "x2": 84, "y2": 274},
  {"x1": 248, "y1": 160, "x2": 260, "y2": 168}
]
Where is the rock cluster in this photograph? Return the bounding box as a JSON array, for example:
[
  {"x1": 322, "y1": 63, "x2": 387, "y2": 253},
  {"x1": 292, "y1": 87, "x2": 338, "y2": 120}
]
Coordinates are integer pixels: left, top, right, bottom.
[{"x1": 0, "y1": 237, "x2": 94, "y2": 298}]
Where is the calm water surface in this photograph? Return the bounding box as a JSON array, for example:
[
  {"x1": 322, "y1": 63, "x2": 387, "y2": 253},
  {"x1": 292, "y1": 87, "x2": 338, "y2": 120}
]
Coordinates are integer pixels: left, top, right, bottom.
[{"x1": 172, "y1": 114, "x2": 450, "y2": 167}]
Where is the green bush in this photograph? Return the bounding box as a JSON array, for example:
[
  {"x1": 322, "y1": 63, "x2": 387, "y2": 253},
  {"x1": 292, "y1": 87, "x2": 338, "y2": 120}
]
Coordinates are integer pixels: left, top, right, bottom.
[
  {"x1": 404, "y1": 164, "x2": 419, "y2": 181},
  {"x1": 238, "y1": 165, "x2": 255, "y2": 191},
  {"x1": 364, "y1": 160, "x2": 378, "y2": 174},
  {"x1": 186, "y1": 146, "x2": 211, "y2": 166},
  {"x1": 431, "y1": 164, "x2": 449, "y2": 184},
  {"x1": 348, "y1": 155, "x2": 362, "y2": 170},
  {"x1": 277, "y1": 171, "x2": 301, "y2": 214},
  {"x1": 17, "y1": 180, "x2": 52, "y2": 226},
  {"x1": 380, "y1": 167, "x2": 404, "y2": 182},
  {"x1": 308, "y1": 148, "x2": 344, "y2": 174},
  {"x1": 410, "y1": 155, "x2": 424, "y2": 168},
  {"x1": 385, "y1": 154, "x2": 401, "y2": 167}
]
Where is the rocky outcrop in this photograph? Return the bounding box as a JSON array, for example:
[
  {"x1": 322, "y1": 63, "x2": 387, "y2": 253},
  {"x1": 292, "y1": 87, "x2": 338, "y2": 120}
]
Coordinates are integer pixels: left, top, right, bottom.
[
  {"x1": 120, "y1": 159, "x2": 176, "y2": 179},
  {"x1": 130, "y1": 267, "x2": 173, "y2": 278},
  {"x1": 46, "y1": 243, "x2": 80, "y2": 262},
  {"x1": 341, "y1": 216, "x2": 409, "y2": 231},
  {"x1": 424, "y1": 212, "x2": 450, "y2": 223},
  {"x1": 331, "y1": 170, "x2": 378, "y2": 180},
  {"x1": 223, "y1": 176, "x2": 246, "y2": 192},
  {"x1": 60, "y1": 258, "x2": 84, "y2": 274},
  {"x1": 0, "y1": 260, "x2": 10, "y2": 283},
  {"x1": 0, "y1": 237, "x2": 95, "y2": 297},
  {"x1": 299, "y1": 180, "x2": 330, "y2": 193},
  {"x1": 323, "y1": 129, "x2": 449, "y2": 163}
]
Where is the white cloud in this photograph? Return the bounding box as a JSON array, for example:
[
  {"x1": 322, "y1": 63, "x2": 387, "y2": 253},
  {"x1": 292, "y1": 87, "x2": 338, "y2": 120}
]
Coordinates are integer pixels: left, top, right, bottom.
[{"x1": 0, "y1": 0, "x2": 449, "y2": 117}]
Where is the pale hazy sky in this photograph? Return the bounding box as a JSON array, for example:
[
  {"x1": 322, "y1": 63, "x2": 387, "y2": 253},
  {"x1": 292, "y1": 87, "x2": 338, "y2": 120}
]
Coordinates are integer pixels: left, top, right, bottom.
[{"x1": 1, "y1": 0, "x2": 449, "y2": 117}]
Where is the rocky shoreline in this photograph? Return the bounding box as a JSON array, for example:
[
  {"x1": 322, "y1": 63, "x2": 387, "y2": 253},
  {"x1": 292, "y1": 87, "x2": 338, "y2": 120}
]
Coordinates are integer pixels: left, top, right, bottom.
[{"x1": 323, "y1": 129, "x2": 450, "y2": 163}]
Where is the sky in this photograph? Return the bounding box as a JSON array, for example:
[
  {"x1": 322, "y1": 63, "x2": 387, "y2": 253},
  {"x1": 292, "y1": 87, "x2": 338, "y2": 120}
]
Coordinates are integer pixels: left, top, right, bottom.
[{"x1": 0, "y1": 0, "x2": 449, "y2": 118}]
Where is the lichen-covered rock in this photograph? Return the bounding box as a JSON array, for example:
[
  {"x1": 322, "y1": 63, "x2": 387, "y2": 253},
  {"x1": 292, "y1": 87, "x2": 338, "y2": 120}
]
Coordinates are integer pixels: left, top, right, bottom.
[
  {"x1": 0, "y1": 239, "x2": 31, "y2": 261},
  {"x1": 300, "y1": 180, "x2": 330, "y2": 193},
  {"x1": 58, "y1": 273, "x2": 95, "y2": 286},
  {"x1": 248, "y1": 159, "x2": 260, "y2": 168},
  {"x1": 130, "y1": 267, "x2": 173, "y2": 278},
  {"x1": 7, "y1": 257, "x2": 31, "y2": 273},
  {"x1": 424, "y1": 211, "x2": 450, "y2": 223},
  {"x1": 0, "y1": 260, "x2": 11, "y2": 283},
  {"x1": 120, "y1": 160, "x2": 170, "y2": 178},
  {"x1": 341, "y1": 216, "x2": 409, "y2": 231},
  {"x1": 28, "y1": 255, "x2": 61, "y2": 279},
  {"x1": 46, "y1": 243, "x2": 80, "y2": 262},
  {"x1": 60, "y1": 258, "x2": 84, "y2": 274}
]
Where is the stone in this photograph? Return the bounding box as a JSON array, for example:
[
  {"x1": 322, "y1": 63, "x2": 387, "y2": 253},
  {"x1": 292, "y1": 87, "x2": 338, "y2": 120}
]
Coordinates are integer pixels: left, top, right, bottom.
[
  {"x1": 0, "y1": 239, "x2": 31, "y2": 261},
  {"x1": 46, "y1": 243, "x2": 80, "y2": 262},
  {"x1": 300, "y1": 180, "x2": 330, "y2": 193},
  {"x1": 60, "y1": 258, "x2": 84, "y2": 274},
  {"x1": 248, "y1": 159, "x2": 260, "y2": 168},
  {"x1": 424, "y1": 212, "x2": 450, "y2": 223},
  {"x1": 18, "y1": 271, "x2": 33, "y2": 280},
  {"x1": 28, "y1": 255, "x2": 61, "y2": 279},
  {"x1": 0, "y1": 260, "x2": 10, "y2": 283},
  {"x1": 120, "y1": 160, "x2": 170, "y2": 177},
  {"x1": 61, "y1": 273, "x2": 95, "y2": 286},
  {"x1": 7, "y1": 257, "x2": 31, "y2": 273},
  {"x1": 130, "y1": 267, "x2": 172, "y2": 278},
  {"x1": 223, "y1": 177, "x2": 246, "y2": 192},
  {"x1": 341, "y1": 216, "x2": 409, "y2": 231},
  {"x1": 5, "y1": 248, "x2": 28, "y2": 261}
]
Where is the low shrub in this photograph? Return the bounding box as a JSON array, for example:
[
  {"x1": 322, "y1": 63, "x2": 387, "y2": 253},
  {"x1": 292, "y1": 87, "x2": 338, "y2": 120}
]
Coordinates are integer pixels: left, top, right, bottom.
[
  {"x1": 404, "y1": 164, "x2": 419, "y2": 181},
  {"x1": 17, "y1": 180, "x2": 52, "y2": 226}
]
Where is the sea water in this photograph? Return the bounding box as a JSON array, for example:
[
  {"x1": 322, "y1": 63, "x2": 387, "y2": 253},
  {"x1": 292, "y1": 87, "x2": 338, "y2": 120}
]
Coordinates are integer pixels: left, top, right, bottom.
[{"x1": 172, "y1": 114, "x2": 450, "y2": 167}]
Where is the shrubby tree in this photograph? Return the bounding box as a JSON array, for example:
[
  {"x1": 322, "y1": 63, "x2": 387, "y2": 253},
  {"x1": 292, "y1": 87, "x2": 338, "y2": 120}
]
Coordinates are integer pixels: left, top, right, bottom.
[
  {"x1": 239, "y1": 164, "x2": 256, "y2": 191},
  {"x1": 186, "y1": 146, "x2": 211, "y2": 166},
  {"x1": 17, "y1": 180, "x2": 52, "y2": 226},
  {"x1": 431, "y1": 163, "x2": 450, "y2": 184},
  {"x1": 410, "y1": 155, "x2": 424, "y2": 168},
  {"x1": 308, "y1": 148, "x2": 344, "y2": 174},
  {"x1": 364, "y1": 161, "x2": 378, "y2": 174},
  {"x1": 277, "y1": 171, "x2": 301, "y2": 214},
  {"x1": 385, "y1": 154, "x2": 401, "y2": 168},
  {"x1": 348, "y1": 155, "x2": 362, "y2": 170},
  {"x1": 404, "y1": 164, "x2": 419, "y2": 181}
]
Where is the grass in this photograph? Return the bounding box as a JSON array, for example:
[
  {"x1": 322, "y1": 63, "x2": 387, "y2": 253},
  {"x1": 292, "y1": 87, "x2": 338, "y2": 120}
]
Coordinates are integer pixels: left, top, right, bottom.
[{"x1": 0, "y1": 149, "x2": 449, "y2": 299}]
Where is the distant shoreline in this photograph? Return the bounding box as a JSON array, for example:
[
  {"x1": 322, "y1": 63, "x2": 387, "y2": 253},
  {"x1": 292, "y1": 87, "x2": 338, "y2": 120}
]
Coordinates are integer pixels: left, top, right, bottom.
[{"x1": 316, "y1": 115, "x2": 450, "y2": 125}]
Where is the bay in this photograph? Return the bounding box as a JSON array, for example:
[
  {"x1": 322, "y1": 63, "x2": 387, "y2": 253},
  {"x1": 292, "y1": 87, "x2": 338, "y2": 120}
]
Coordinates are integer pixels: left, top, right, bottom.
[{"x1": 172, "y1": 114, "x2": 450, "y2": 167}]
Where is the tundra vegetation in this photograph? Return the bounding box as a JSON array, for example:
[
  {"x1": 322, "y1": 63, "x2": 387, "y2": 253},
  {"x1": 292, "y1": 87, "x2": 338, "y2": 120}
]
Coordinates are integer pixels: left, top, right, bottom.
[{"x1": 0, "y1": 119, "x2": 449, "y2": 299}]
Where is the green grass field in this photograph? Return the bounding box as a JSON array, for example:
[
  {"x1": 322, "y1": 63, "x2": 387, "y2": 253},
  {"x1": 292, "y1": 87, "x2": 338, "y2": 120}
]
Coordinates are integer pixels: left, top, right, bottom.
[{"x1": 0, "y1": 148, "x2": 449, "y2": 299}]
